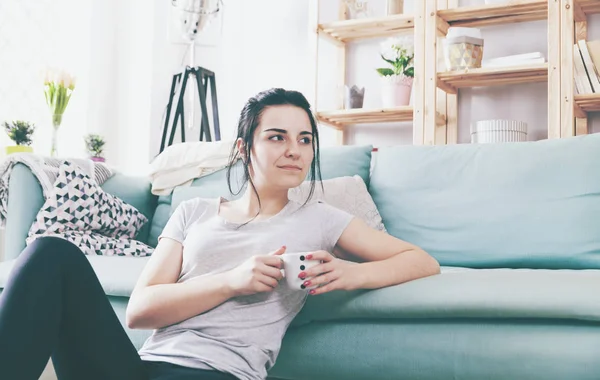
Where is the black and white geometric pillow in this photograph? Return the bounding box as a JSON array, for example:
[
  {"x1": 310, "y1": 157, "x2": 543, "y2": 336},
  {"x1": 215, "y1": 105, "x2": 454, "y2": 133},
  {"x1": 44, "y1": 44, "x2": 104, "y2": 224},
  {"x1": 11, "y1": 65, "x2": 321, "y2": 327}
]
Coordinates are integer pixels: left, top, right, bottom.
[{"x1": 27, "y1": 161, "x2": 154, "y2": 257}]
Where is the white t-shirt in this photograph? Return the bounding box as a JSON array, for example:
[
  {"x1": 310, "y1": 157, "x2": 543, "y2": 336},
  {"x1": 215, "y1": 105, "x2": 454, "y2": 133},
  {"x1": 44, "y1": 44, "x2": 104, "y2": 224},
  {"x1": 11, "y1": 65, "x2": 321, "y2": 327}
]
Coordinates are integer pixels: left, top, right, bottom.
[{"x1": 138, "y1": 196, "x2": 354, "y2": 380}]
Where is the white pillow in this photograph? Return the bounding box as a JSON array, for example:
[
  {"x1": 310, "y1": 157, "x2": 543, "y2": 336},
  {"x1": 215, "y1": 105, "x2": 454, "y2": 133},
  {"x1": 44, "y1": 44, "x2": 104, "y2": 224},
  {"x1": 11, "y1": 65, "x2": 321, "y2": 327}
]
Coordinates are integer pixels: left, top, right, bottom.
[{"x1": 288, "y1": 175, "x2": 387, "y2": 232}]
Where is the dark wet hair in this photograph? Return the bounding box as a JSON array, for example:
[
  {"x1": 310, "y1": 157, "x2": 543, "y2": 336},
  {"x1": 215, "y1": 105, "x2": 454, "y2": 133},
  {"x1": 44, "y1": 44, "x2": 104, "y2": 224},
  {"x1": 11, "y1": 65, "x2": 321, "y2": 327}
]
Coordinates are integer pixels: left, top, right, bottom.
[{"x1": 225, "y1": 88, "x2": 323, "y2": 222}]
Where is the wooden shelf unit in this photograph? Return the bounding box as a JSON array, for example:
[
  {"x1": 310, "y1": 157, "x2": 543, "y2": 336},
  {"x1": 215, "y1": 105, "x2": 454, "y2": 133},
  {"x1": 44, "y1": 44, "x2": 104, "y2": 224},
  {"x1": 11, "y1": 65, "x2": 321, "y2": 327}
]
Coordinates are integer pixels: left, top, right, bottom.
[
  {"x1": 564, "y1": 0, "x2": 600, "y2": 136},
  {"x1": 310, "y1": 0, "x2": 417, "y2": 144},
  {"x1": 435, "y1": 0, "x2": 590, "y2": 140},
  {"x1": 310, "y1": 0, "x2": 595, "y2": 146}
]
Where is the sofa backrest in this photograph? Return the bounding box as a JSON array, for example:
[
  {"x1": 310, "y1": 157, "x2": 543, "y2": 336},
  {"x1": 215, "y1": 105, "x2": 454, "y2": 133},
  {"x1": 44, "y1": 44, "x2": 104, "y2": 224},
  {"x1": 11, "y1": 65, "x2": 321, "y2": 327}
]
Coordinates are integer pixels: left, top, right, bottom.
[
  {"x1": 368, "y1": 134, "x2": 600, "y2": 270},
  {"x1": 146, "y1": 144, "x2": 374, "y2": 247},
  {"x1": 100, "y1": 173, "x2": 158, "y2": 245}
]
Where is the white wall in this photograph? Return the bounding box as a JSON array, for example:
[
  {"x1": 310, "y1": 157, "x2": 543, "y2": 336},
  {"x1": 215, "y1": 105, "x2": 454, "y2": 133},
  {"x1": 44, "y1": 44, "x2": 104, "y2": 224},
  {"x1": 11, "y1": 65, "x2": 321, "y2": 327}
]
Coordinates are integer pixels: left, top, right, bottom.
[
  {"x1": 0, "y1": 0, "x2": 92, "y2": 159},
  {"x1": 85, "y1": 0, "x2": 155, "y2": 175}
]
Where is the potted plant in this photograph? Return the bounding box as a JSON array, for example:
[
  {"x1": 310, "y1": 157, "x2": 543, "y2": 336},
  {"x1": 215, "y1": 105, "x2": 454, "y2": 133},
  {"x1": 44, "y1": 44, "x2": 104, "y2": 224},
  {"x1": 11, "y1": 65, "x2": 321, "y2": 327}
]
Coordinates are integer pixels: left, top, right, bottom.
[
  {"x1": 3, "y1": 120, "x2": 35, "y2": 155},
  {"x1": 376, "y1": 35, "x2": 415, "y2": 107},
  {"x1": 85, "y1": 134, "x2": 106, "y2": 162}
]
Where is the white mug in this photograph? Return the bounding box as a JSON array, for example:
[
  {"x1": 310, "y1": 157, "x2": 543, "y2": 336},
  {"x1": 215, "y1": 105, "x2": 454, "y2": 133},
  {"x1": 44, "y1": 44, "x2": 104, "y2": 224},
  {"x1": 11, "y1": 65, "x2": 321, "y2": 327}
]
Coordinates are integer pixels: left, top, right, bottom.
[{"x1": 280, "y1": 252, "x2": 321, "y2": 291}]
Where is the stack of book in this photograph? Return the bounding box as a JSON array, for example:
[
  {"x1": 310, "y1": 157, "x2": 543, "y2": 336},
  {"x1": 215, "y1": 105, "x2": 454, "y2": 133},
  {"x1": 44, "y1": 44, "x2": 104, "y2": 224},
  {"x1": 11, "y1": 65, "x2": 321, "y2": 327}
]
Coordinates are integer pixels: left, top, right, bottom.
[
  {"x1": 573, "y1": 39, "x2": 600, "y2": 94},
  {"x1": 481, "y1": 52, "x2": 546, "y2": 68}
]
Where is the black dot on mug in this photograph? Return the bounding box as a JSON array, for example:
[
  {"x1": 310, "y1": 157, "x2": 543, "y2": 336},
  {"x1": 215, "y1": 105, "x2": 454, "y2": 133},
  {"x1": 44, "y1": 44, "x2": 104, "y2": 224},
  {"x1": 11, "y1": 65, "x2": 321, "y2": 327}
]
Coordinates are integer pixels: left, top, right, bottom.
[
  {"x1": 300, "y1": 284, "x2": 306, "y2": 289},
  {"x1": 300, "y1": 255, "x2": 305, "y2": 261},
  {"x1": 300, "y1": 265, "x2": 305, "y2": 270}
]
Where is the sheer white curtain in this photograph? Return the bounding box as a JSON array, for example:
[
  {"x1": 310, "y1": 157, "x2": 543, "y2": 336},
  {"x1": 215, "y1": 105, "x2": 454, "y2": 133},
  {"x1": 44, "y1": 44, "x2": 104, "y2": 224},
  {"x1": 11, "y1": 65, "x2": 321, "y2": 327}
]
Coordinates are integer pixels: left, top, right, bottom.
[{"x1": 0, "y1": 0, "x2": 92, "y2": 158}]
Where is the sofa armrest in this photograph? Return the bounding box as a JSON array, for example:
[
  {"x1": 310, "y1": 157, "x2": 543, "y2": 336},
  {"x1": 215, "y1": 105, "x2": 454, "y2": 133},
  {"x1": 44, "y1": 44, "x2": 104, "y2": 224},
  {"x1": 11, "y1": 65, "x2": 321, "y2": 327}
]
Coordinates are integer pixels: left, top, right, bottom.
[{"x1": 4, "y1": 163, "x2": 45, "y2": 261}]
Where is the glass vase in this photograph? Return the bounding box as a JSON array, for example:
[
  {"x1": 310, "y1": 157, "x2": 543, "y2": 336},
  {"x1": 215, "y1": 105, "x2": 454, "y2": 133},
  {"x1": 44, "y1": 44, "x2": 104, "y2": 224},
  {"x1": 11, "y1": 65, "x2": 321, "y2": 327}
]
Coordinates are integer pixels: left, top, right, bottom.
[{"x1": 50, "y1": 113, "x2": 63, "y2": 158}]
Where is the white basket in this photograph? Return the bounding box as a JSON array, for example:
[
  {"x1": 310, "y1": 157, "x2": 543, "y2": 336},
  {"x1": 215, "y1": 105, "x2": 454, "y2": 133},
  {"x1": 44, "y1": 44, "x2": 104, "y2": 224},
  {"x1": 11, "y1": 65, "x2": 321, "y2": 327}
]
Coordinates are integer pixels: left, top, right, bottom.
[{"x1": 471, "y1": 120, "x2": 528, "y2": 143}]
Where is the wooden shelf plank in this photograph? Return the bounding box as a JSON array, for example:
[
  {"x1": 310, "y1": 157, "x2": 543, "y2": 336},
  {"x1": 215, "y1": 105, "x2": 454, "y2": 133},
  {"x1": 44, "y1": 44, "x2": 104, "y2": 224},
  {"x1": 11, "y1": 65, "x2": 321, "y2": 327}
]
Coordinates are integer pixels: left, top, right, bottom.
[
  {"x1": 437, "y1": 63, "x2": 548, "y2": 90},
  {"x1": 317, "y1": 106, "x2": 413, "y2": 126},
  {"x1": 318, "y1": 14, "x2": 414, "y2": 43},
  {"x1": 317, "y1": 106, "x2": 447, "y2": 127},
  {"x1": 438, "y1": 0, "x2": 547, "y2": 28},
  {"x1": 578, "y1": 0, "x2": 600, "y2": 15},
  {"x1": 574, "y1": 93, "x2": 600, "y2": 112}
]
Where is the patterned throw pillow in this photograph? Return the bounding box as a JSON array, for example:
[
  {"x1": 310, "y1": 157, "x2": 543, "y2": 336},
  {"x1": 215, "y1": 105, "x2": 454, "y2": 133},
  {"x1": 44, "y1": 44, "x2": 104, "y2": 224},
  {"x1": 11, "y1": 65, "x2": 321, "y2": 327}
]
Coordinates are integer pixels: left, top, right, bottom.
[
  {"x1": 27, "y1": 161, "x2": 154, "y2": 256},
  {"x1": 288, "y1": 175, "x2": 387, "y2": 232}
]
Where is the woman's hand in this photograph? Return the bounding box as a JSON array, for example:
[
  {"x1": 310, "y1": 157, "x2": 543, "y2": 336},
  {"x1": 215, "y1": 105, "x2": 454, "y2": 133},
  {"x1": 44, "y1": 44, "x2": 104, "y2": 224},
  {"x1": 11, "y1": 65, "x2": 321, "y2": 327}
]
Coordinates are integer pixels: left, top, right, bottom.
[
  {"x1": 298, "y1": 250, "x2": 363, "y2": 295},
  {"x1": 224, "y1": 246, "x2": 286, "y2": 297}
]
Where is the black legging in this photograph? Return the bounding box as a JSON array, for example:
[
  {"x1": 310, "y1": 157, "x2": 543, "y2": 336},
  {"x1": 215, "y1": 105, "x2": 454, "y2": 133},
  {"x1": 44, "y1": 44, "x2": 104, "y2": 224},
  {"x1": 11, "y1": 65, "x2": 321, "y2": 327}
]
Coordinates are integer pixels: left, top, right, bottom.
[{"x1": 0, "y1": 236, "x2": 238, "y2": 380}]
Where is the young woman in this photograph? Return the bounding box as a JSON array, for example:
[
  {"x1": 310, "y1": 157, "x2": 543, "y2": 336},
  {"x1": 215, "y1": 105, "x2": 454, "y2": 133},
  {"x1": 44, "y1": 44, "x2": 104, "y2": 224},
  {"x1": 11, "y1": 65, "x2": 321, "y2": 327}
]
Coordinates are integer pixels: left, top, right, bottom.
[{"x1": 0, "y1": 88, "x2": 440, "y2": 380}]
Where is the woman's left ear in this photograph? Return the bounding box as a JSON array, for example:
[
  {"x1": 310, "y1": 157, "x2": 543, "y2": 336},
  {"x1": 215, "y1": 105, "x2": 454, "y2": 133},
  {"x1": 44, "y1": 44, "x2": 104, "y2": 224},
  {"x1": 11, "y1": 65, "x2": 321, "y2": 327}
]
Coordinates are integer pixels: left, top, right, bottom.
[{"x1": 236, "y1": 138, "x2": 246, "y2": 159}]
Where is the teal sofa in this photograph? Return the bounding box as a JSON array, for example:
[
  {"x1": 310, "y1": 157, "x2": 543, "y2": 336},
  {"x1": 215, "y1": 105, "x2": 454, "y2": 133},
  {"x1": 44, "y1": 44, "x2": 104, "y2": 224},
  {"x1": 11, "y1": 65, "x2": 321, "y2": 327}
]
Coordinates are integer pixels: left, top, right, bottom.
[{"x1": 2, "y1": 134, "x2": 600, "y2": 380}]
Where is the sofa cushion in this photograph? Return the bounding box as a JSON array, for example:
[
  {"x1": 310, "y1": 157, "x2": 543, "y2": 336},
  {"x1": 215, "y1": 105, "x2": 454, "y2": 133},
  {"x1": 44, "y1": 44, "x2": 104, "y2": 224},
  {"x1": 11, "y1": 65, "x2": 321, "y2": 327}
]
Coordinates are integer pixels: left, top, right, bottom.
[
  {"x1": 0, "y1": 255, "x2": 150, "y2": 297},
  {"x1": 288, "y1": 175, "x2": 386, "y2": 232},
  {"x1": 292, "y1": 266, "x2": 600, "y2": 326},
  {"x1": 3, "y1": 260, "x2": 597, "y2": 326},
  {"x1": 147, "y1": 145, "x2": 374, "y2": 246},
  {"x1": 369, "y1": 134, "x2": 600, "y2": 269}
]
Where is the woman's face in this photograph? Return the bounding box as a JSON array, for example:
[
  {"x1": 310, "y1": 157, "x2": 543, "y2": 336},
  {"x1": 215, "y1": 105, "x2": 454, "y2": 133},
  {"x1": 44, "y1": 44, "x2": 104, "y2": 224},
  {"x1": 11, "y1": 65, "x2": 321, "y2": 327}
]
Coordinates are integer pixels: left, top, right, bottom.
[{"x1": 240, "y1": 105, "x2": 314, "y2": 191}]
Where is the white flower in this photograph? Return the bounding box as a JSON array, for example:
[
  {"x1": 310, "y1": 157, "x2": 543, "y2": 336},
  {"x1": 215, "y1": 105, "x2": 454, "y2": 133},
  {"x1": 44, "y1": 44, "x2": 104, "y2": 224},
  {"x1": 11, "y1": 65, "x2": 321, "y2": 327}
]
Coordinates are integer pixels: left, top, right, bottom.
[
  {"x1": 381, "y1": 35, "x2": 414, "y2": 59},
  {"x1": 51, "y1": 70, "x2": 61, "y2": 86},
  {"x1": 43, "y1": 67, "x2": 76, "y2": 89},
  {"x1": 63, "y1": 73, "x2": 76, "y2": 89},
  {"x1": 380, "y1": 45, "x2": 397, "y2": 61}
]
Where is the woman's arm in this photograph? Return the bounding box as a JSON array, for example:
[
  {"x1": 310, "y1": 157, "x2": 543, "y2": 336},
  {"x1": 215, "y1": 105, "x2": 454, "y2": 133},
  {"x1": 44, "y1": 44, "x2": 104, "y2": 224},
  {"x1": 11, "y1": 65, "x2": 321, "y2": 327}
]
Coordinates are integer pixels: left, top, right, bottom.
[
  {"x1": 302, "y1": 218, "x2": 440, "y2": 295},
  {"x1": 125, "y1": 237, "x2": 235, "y2": 330},
  {"x1": 336, "y1": 218, "x2": 441, "y2": 289}
]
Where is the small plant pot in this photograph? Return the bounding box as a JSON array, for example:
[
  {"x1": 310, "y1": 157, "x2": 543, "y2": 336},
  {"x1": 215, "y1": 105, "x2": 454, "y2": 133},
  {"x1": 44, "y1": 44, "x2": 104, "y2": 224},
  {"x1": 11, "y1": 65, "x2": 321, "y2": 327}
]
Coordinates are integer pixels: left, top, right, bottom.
[
  {"x1": 90, "y1": 156, "x2": 105, "y2": 163},
  {"x1": 6, "y1": 145, "x2": 33, "y2": 155},
  {"x1": 344, "y1": 85, "x2": 365, "y2": 109},
  {"x1": 381, "y1": 76, "x2": 413, "y2": 107}
]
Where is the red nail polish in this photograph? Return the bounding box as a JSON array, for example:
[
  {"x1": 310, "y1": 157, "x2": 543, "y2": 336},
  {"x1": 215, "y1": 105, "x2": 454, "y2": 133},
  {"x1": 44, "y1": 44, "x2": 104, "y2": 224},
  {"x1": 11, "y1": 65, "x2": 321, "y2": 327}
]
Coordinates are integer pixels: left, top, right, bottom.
[
  {"x1": 309, "y1": 289, "x2": 316, "y2": 295},
  {"x1": 306, "y1": 254, "x2": 313, "y2": 259},
  {"x1": 298, "y1": 272, "x2": 306, "y2": 278},
  {"x1": 303, "y1": 280, "x2": 311, "y2": 286}
]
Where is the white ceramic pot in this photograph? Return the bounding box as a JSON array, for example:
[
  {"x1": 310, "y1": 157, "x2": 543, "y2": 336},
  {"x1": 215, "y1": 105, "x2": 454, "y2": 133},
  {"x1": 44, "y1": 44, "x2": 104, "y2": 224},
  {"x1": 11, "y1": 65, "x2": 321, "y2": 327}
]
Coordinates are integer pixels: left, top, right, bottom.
[
  {"x1": 471, "y1": 119, "x2": 528, "y2": 143},
  {"x1": 381, "y1": 76, "x2": 413, "y2": 108}
]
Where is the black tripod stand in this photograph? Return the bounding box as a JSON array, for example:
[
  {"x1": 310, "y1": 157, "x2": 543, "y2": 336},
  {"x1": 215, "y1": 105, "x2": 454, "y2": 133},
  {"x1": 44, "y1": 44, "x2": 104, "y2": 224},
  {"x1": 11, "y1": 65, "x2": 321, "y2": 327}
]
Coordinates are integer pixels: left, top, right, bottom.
[{"x1": 159, "y1": 66, "x2": 221, "y2": 154}]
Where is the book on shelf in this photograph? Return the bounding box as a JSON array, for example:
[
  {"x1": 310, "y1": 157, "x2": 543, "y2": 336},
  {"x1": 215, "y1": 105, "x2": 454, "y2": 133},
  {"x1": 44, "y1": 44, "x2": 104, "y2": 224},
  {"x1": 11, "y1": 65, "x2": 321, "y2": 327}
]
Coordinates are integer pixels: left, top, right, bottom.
[
  {"x1": 481, "y1": 52, "x2": 545, "y2": 68},
  {"x1": 573, "y1": 39, "x2": 600, "y2": 95},
  {"x1": 574, "y1": 43, "x2": 592, "y2": 94},
  {"x1": 578, "y1": 40, "x2": 600, "y2": 93}
]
